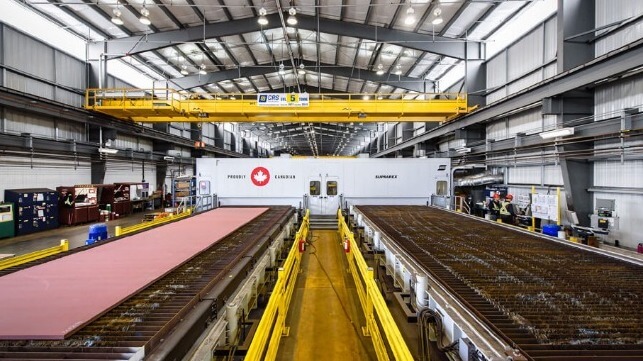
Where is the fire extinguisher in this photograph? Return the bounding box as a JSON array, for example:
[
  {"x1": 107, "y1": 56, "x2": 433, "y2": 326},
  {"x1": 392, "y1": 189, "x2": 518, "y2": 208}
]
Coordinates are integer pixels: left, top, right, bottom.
[
  {"x1": 343, "y1": 237, "x2": 350, "y2": 253},
  {"x1": 298, "y1": 238, "x2": 306, "y2": 253}
]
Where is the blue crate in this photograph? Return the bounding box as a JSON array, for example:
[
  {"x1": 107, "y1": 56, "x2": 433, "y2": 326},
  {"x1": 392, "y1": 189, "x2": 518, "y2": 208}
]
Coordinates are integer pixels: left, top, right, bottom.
[{"x1": 86, "y1": 223, "x2": 108, "y2": 245}]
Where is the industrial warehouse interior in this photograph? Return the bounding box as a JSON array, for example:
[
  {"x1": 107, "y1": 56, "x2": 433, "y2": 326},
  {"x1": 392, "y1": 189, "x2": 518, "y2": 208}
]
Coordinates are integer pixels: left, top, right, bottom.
[{"x1": 0, "y1": 0, "x2": 642, "y2": 360}]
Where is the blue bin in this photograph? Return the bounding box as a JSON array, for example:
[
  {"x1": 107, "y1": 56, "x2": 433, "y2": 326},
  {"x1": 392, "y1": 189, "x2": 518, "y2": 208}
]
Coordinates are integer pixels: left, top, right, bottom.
[
  {"x1": 542, "y1": 224, "x2": 560, "y2": 237},
  {"x1": 86, "y1": 223, "x2": 108, "y2": 245}
]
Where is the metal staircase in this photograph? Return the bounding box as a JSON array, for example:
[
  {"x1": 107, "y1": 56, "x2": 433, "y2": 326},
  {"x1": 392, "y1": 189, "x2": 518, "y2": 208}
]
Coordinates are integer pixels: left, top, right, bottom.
[{"x1": 308, "y1": 214, "x2": 338, "y2": 230}]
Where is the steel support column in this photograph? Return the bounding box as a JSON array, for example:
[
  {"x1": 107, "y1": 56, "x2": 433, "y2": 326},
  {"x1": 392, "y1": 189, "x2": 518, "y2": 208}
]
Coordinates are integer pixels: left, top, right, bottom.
[
  {"x1": 87, "y1": 42, "x2": 107, "y2": 89},
  {"x1": 465, "y1": 60, "x2": 486, "y2": 108},
  {"x1": 557, "y1": 0, "x2": 595, "y2": 72},
  {"x1": 559, "y1": 143, "x2": 594, "y2": 226}
]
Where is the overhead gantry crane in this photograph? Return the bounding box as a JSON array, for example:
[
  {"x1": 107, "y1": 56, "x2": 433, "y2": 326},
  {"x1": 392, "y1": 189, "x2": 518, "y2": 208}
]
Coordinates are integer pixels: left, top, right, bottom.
[{"x1": 85, "y1": 88, "x2": 475, "y2": 123}]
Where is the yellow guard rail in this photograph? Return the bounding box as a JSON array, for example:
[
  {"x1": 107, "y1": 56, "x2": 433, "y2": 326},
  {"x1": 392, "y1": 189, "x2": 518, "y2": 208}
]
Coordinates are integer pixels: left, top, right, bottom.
[
  {"x1": 338, "y1": 209, "x2": 414, "y2": 361},
  {"x1": 0, "y1": 240, "x2": 69, "y2": 271},
  {"x1": 85, "y1": 88, "x2": 473, "y2": 123},
  {"x1": 114, "y1": 209, "x2": 192, "y2": 237},
  {"x1": 245, "y1": 210, "x2": 309, "y2": 361}
]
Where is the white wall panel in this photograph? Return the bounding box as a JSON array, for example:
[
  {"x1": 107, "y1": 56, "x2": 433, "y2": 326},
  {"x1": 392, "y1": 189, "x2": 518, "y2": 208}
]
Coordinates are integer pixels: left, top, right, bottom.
[
  {"x1": 543, "y1": 17, "x2": 557, "y2": 62},
  {"x1": 103, "y1": 160, "x2": 156, "y2": 185},
  {"x1": 169, "y1": 123, "x2": 185, "y2": 137},
  {"x1": 54, "y1": 88, "x2": 83, "y2": 108},
  {"x1": 543, "y1": 165, "x2": 563, "y2": 185},
  {"x1": 3, "y1": 27, "x2": 54, "y2": 81},
  {"x1": 507, "y1": 108, "x2": 542, "y2": 136},
  {"x1": 138, "y1": 138, "x2": 153, "y2": 152},
  {"x1": 114, "y1": 134, "x2": 138, "y2": 150},
  {"x1": 543, "y1": 114, "x2": 557, "y2": 131},
  {"x1": 594, "y1": 160, "x2": 643, "y2": 188},
  {"x1": 508, "y1": 166, "x2": 542, "y2": 184},
  {"x1": 594, "y1": 74, "x2": 643, "y2": 120},
  {"x1": 486, "y1": 52, "x2": 507, "y2": 89},
  {"x1": 595, "y1": 0, "x2": 643, "y2": 56},
  {"x1": 54, "y1": 51, "x2": 85, "y2": 89},
  {"x1": 486, "y1": 120, "x2": 507, "y2": 141},
  {"x1": 507, "y1": 72, "x2": 543, "y2": 95},
  {"x1": 486, "y1": 88, "x2": 507, "y2": 104},
  {"x1": 507, "y1": 26, "x2": 544, "y2": 81},
  {"x1": 543, "y1": 62, "x2": 557, "y2": 80},
  {"x1": 5, "y1": 72, "x2": 54, "y2": 99},
  {"x1": 0, "y1": 156, "x2": 90, "y2": 199},
  {"x1": 5, "y1": 108, "x2": 55, "y2": 138},
  {"x1": 56, "y1": 120, "x2": 85, "y2": 141}
]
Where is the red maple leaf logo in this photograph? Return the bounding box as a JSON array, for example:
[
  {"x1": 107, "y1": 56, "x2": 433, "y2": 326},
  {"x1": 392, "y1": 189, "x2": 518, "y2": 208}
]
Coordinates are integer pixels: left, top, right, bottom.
[{"x1": 250, "y1": 167, "x2": 270, "y2": 186}]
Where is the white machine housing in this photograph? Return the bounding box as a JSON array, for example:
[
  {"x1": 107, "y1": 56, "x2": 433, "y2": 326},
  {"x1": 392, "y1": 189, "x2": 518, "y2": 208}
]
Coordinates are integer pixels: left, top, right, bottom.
[{"x1": 196, "y1": 157, "x2": 450, "y2": 215}]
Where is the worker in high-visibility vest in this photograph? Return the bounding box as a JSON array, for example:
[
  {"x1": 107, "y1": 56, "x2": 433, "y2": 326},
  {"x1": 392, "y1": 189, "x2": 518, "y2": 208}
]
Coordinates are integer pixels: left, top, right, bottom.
[
  {"x1": 499, "y1": 194, "x2": 516, "y2": 224},
  {"x1": 486, "y1": 193, "x2": 501, "y2": 220}
]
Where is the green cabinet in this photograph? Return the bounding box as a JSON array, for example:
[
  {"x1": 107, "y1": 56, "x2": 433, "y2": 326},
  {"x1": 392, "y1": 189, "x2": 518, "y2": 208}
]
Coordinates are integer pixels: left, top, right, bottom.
[{"x1": 0, "y1": 203, "x2": 15, "y2": 238}]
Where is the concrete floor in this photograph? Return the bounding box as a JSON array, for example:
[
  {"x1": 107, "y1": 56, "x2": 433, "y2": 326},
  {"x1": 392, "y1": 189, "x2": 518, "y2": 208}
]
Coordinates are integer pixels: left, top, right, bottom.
[
  {"x1": 0, "y1": 212, "x2": 150, "y2": 257},
  {"x1": 278, "y1": 230, "x2": 377, "y2": 361}
]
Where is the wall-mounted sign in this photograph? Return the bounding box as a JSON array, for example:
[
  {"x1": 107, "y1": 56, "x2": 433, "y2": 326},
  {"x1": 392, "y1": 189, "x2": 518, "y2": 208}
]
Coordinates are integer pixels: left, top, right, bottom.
[{"x1": 257, "y1": 93, "x2": 309, "y2": 107}]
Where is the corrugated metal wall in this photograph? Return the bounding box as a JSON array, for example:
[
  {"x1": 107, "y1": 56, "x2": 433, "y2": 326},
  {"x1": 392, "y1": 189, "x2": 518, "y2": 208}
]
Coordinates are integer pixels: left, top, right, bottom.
[
  {"x1": 2, "y1": 25, "x2": 84, "y2": 107},
  {"x1": 485, "y1": 16, "x2": 557, "y2": 105},
  {"x1": 499, "y1": 163, "x2": 563, "y2": 186},
  {"x1": 5, "y1": 108, "x2": 55, "y2": 138},
  {"x1": 486, "y1": 108, "x2": 543, "y2": 142},
  {"x1": 0, "y1": 156, "x2": 91, "y2": 199},
  {"x1": 593, "y1": 0, "x2": 643, "y2": 248},
  {"x1": 103, "y1": 160, "x2": 156, "y2": 187},
  {"x1": 595, "y1": 0, "x2": 643, "y2": 56},
  {"x1": 594, "y1": 73, "x2": 643, "y2": 121}
]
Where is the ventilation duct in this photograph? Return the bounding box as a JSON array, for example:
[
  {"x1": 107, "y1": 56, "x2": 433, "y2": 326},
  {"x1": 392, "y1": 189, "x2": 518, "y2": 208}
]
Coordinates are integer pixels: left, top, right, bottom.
[{"x1": 455, "y1": 172, "x2": 504, "y2": 187}]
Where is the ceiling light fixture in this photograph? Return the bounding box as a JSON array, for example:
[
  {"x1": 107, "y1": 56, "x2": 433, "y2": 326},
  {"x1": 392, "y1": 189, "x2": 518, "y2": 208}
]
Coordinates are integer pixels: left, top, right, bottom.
[
  {"x1": 278, "y1": 63, "x2": 286, "y2": 76},
  {"x1": 258, "y1": 7, "x2": 269, "y2": 25},
  {"x1": 404, "y1": 5, "x2": 416, "y2": 25},
  {"x1": 376, "y1": 63, "x2": 384, "y2": 76},
  {"x1": 432, "y1": 7, "x2": 443, "y2": 25},
  {"x1": 111, "y1": 8, "x2": 123, "y2": 25},
  {"x1": 395, "y1": 64, "x2": 402, "y2": 75},
  {"x1": 139, "y1": 5, "x2": 151, "y2": 25},
  {"x1": 287, "y1": 7, "x2": 298, "y2": 25},
  {"x1": 180, "y1": 64, "x2": 189, "y2": 76},
  {"x1": 539, "y1": 127, "x2": 575, "y2": 139},
  {"x1": 298, "y1": 63, "x2": 306, "y2": 75},
  {"x1": 199, "y1": 63, "x2": 207, "y2": 75}
]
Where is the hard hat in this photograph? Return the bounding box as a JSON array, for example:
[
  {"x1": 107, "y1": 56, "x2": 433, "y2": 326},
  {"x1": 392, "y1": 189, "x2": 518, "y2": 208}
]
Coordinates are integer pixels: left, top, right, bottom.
[
  {"x1": 506, "y1": 194, "x2": 513, "y2": 201},
  {"x1": 493, "y1": 193, "x2": 500, "y2": 199}
]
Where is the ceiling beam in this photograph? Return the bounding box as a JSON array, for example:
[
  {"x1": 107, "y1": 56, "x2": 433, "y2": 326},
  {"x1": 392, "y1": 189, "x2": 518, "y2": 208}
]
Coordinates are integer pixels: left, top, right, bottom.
[
  {"x1": 171, "y1": 60, "x2": 431, "y2": 92},
  {"x1": 104, "y1": 14, "x2": 479, "y2": 60}
]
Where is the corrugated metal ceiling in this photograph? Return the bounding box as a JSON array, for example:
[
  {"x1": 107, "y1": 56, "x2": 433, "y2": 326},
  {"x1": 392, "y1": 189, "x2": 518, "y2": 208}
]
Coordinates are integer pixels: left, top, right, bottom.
[{"x1": 22, "y1": 0, "x2": 532, "y2": 155}]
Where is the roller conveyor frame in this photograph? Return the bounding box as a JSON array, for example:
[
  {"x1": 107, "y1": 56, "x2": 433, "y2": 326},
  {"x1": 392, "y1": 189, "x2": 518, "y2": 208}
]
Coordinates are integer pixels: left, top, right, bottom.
[
  {"x1": 353, "y1": 205, "x2": 643, "y2": 361},
  {"x1": 0, "y1": 206, "x2": 296, "y2": 360}
]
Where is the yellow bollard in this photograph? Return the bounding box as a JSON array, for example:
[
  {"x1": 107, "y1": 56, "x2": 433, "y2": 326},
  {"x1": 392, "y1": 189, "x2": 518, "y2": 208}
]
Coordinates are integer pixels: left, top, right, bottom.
[
  {"x1": 60, "y1": 239, "x2": 69, "y2": 251},
  {"x1": 115, "y1": 226, "x2": 122, "y2": 237}
]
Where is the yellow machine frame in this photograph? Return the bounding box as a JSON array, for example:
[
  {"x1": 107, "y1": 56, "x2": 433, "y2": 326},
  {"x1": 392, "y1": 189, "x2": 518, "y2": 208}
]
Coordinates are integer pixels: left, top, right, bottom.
[{"x1": 85, "y1": 88, "x2": 473, "y2": 123}]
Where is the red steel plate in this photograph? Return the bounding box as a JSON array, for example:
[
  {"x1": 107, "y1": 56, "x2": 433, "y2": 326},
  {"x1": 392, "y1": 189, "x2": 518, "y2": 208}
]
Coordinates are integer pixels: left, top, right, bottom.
[{"x1": 0, "y1": 207, "x2": 268, "y2": 340}]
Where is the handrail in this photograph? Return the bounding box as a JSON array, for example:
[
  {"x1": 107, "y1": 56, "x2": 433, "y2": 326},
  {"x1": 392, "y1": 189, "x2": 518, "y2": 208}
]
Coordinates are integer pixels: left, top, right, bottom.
[
  {"x1": 0, "y1": 240, "x2": 69, "y2": 271},
  {"x1": 337, "y1": 209, "x2": 414, "y2": 361},
  {"x1": 245, "y1": 210, "x2": 309, "y2": 361},
  {"x1": 115, "y1": 209, "x2": 192, "y2": 237}
]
